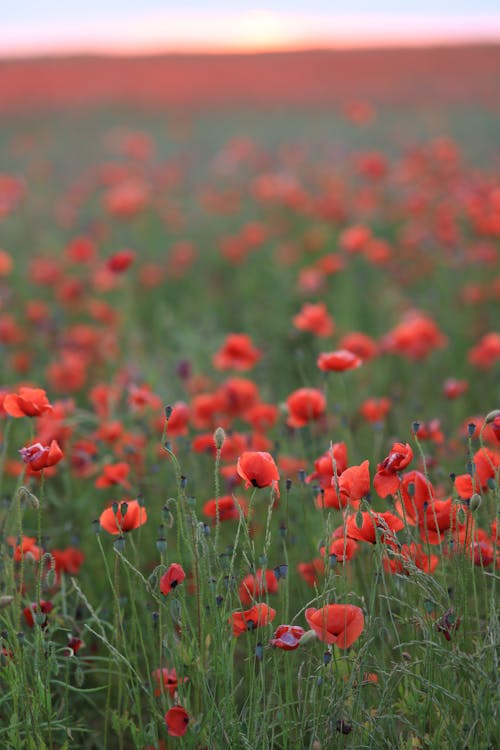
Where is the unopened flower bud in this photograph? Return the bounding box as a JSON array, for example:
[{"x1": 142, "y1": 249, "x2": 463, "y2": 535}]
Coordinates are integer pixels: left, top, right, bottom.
[
  {"x1": 485, "y1": 409, "x2": 500, "y2": 424},
  {"x1": 469, "y1": 493, "x2": 482, "y2": 512},
  {"x1": 214, "y1": 427, "x2": 226, "y2": 451}
]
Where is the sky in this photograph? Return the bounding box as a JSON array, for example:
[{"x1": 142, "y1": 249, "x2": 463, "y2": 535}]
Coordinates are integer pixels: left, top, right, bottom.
[{"x1": 2, "y1": 1, "x2": 500, "y2": 56}]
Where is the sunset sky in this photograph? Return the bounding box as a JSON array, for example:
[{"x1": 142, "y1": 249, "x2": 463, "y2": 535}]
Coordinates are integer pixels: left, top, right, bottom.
[{"x1": 2, "y1": 1, "x2": 500, "y2": 56}]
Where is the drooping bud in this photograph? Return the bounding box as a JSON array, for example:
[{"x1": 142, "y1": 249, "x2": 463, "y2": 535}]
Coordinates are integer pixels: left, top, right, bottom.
[{"x1": 485, "y1": 409, "x2": 500, "y2": 424}]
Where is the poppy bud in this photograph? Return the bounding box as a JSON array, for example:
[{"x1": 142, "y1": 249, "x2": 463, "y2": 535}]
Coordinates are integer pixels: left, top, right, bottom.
[
  {"x1": 467, "y1": 422, "x2": 476, "y2": 437},
  {"x1": 114, "y1": 536, "x2": 125, "y2": 552},
  {"x1": 156, "y1": 538, "x2": 167, "y2": 554},
  {"x1": 469, "y1": 493, "x2": 482, "y2": 512},
  {"x1": 214, "y1": 427, "x2": 226, "y2": 450},
  {"x1": 485, "y1": 409, "x2": 500, "y2": 424},
  {"x1": 164, "y1": 405, "x2": 173, "y2": 420}
]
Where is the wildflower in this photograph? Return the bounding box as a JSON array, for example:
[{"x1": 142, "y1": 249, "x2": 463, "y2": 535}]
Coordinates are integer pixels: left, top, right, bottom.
[
  {"x1": 317, "y1": 349, "x2": 362, "y2": 372},
  {"x1": 270, "y1": 624, "x2": 305, "y2": 650},
  {"x1": 374, "y1": 442, "x2": 413, "y2": 497},
  {"x1": 202, "y1": 495, "x2": 247, "y2": 522},
  {"x1": 65, "y1": 636, "x2": 84, "y2": 656},
  {"x1": 345, "y1": 511, "x2": 404, "y2": 544},
  {"x1": 320, "y1": 536, "x2": 358, "y2": 563},
  {"x1": 286, "y1": 388, "x2": 326, "y2": 428},
  {"x1": 165, "y1": 401, "x2": 190, "y2": 437},
  {"x1": 305, "y1": 604, "x2": 364, "y2": 648},
  {"x1": 236, "y1": 451, "x2": 280, "y2": 490},
  {"x1": 238, "y1": 569, "x2": 279, "y2": 605},
  {"x1": 51, "y1": 547, "x2": 85, "y2": 579},
  {"x1": 213, "y1": 333, "x2": 262, "y2": 371},
  {"x1": 244, "y1": 403, "x2": 279, "y2": 432},
  {"x1": 23, "y1": 600, "x2": 53, "y2": 628},
  {"x1": 360, "y1": 397, "x2": 392, "y2": 423},
  {"x1": 230, "y1": 603, "x2": 276, "y2": 637},
  {"x1": 19, "y1": 440, "x2": 63, "y2": 472},
  {"x1": 297, "y1": 558, "x2": 325, "y2": 587},
  {"x1": 160, "y1": 563, "x2": 186, "y2": 595},
  {"x1": 443, "y1": 378, "x2": 468, "y2": 399},
  {"x1": 95, "y1": 462, "x2": 131, "y2": 489},
  {"x1": 4, "y1": 387, "x2": 52, "y2": 418},
  {"x1": 383, "y1": 542, "x2": 439, "y2": 575},
  {"x1": 165, "y1": 706, "x2": 190, "y2": 737},
  {"x1": 307, "y1": 443, "x2": 348, "y2": 488},
  {"x1": 8, "y1": 535, "x2": 43, "y2": 562},
  {"x1": 99, "y1": 499, "x2": 147, "y2": 535},
  {"x1": 152, "y1": 667, "x2": 187, "y2": 697},
  {"x1": 292, "y1": 302, "x2": 335, "y2": 337}
]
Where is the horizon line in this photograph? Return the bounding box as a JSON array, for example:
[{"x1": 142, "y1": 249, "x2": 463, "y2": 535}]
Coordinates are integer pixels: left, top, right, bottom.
[{"x1": 2, "y1": 37, "x2": 500, "y2": 61}]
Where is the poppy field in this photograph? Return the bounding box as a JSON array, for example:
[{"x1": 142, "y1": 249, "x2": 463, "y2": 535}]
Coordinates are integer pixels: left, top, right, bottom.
[{"x1": 0, "y1": 50, "x2": 499, "y2": 750}]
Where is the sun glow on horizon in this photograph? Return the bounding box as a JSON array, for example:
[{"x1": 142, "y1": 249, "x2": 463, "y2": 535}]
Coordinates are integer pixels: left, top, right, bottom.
[{"x1": 2, "y1": 9, "x2": 500, "y2": 57}]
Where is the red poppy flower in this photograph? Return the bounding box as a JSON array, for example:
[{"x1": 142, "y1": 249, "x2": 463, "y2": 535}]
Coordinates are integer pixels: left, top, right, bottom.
[
  {"x1": 52, "y1": 547, "x2": 85, "y2": 578},
  {"x1": 395, "y1": 470, "x2": 435, "y2": 525},
  {"x1": 339, "y1": 224, "x2": 372, "y2": 253},
  {"x1": 165, "y1": 401, "x2": 190, "y2": 437},
  {"x1": 230, "y1": 603, "x2": 276, "y2": 637},
  {"x1": 415, "y1": 420, "x2": 444, "y2": 444},
  {"x1": 384, "y1": 542, "x2": 439, "y2": 575},
  {"x1": 315, "y1": 461, "x2": 369, "y2": 511},
  {"x1": 317, "y1": 349, "x2": 362, "y2": 372},
  {"x1": 66, "y1": 636, "x2": 84, "y2": 656},
  {"x1": 292, "y1": 303, "x2": 335, "y2": 337},
  {"x1": 443, "y1": 378, "x2": 468, "y2": 399},
  {"x1": 338, "y1": 460, "x2": 370, "y2": 503},
  {"x1": 244, "y1": 403, "x2": 279, "y2": 433},
  {"x1": 99, "y1": 499, "x2": 147, "y2": 535},
  {"x1": 320, "y1": 536, "x2": 358, "y2": 563},
  {"x1": 202, "y1": 495, "x2": 247, "y2": 522},
  {"x1": 23, "y1": 600, "x2": 53, "y2": 628},
  {"x1": 305, "y1": 604, "x2": 364, "y2": 648},
  {"x1": 95, "y1": 462, "x2": 131, "y2": 489},
  {"x1": 19, "y1": 440, "x2": 64, "y2": 472},
  {"x1": 220, "y1": 377, "x2": 260, "y2": 418},
  {"x1": 374, "y1": 442, "x2": 413, "y2": 497},
  {"x1": 468, "y1": 332, "x2": 500, "y2": 369},
  {"x1": 165, "y1": 705, "x2": 190, "y2": 737},
  {"x1": 213, "y1": 334, "x2": 262, "y2": 371},
  {"x1": 236, "y1": 451, "x2": 280, "y2": 490},
  {"x1": 152, "y1": 667, "x2": 188, "y2": 697},
  {"x1": 238, "y1": 569, "x2": 279, "y2": 605},
  {"x1": 345, "y1": 511, "x2": 404, "y2": 544},
  {"x1": 106, "y1": 249, "x2": 136, "y2": 273},
  {"x1": 286, "y1": 388, "x2": 326, "y2": 428},
  {"x1": 270, "y1": 624, "x2": 305, "y2": 650},
  {"x1": 4, "y1": 387, "x2": 53, "y2": 418},
  {"x1": 160, "y1": 563, "x2": 186, "y2": 595},
  {"x1": 307, "y1": 443, "x2": 348, "y2": 488},
  {"x1": 360, "y1": 397, "x2": 392, "y2": 424},
  {"x1": 8, "y1": 535, "x2": 43, "y2": 563},
  {"x1": 297, "y1": 558, "x2": 325, "y2": 587},
  {"x1": 418, "y1": 498, "x2": 455, "y2": 545},
  {"x1": 380, "y1": 311, "x2": 447, "y2": 361}
]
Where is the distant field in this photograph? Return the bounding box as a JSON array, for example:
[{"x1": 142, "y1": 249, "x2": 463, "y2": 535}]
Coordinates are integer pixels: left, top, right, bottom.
[{"x1": 1, "y1": 45, "x2": 500, "y2": 112}]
